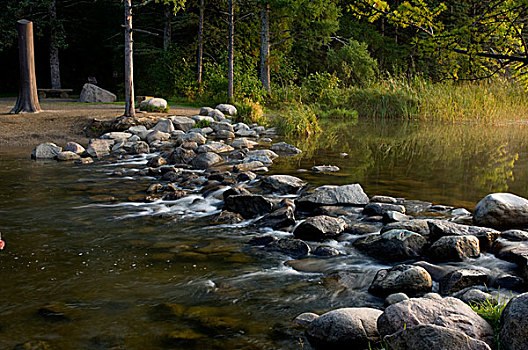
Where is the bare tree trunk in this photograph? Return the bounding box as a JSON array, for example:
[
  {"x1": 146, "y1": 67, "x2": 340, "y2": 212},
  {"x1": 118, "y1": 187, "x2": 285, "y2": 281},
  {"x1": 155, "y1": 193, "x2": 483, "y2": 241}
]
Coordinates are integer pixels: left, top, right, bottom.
[
  {"x1": 10, "y1": 19, "x2": 41, "y2": 114},
  {"x1": 124, "y1": 0, "x2": 135, "y2": 118},
  {"x1": 197, "y1": 0, "x2": 204, "y2": 85},
  {"x1": 49, "y1": 0, "x2": 61, "y2": 89},
  {"x1": 163, "y1": 5, "x2": 172, "y2": 51},
  {"x1": 259, "y1": 2, "x2": 270, "y2": 93},
  {"x1": 227, "y1": 0, "x2": 234, "y2": 101}
]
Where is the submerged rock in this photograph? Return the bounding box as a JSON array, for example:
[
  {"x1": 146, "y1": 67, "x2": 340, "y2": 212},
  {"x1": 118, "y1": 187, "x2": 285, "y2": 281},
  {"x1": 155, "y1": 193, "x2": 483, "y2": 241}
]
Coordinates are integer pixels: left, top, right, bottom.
[
  {"x1": 63, "y1": 141, "x2": 85, "y2": 155},
  {"x1": 266, "y1": 238, "x2": 310, "y2": 258},
  {"x1": 306, "y1": 308, "x2": 383, "y2": 350},
  {"x1": 270, "y1": 142, "x2": 302, "y2": 155},
  {"x1": 262, "y1": 175, "x2": 305, "y2": 194},
  {"x1": 312, "y1": 165, "x2": 340, "y2": 172},
  {"x1": 224, "y1": 194, "x2": 273, "y2": 219},
  {"x1": 255, "y1": 205, "x2": 296, "y2": 229}
]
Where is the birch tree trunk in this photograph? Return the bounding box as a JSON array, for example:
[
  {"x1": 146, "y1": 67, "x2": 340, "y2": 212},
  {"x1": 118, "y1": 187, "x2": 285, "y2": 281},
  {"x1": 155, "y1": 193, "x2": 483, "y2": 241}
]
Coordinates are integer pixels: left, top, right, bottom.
[
  {"x1": 197, "y1": 0, "x2": 204, "y2": 85},
  {"x1": 163, "y1": 5, "x2": 172, "y2": 51},
  {"x1": 227, "y1": 0, "x2": 234, "y2": 101},
  {"x1": 10, "y1": 20, "x2": 41, "y2": 114},
  {"x1": 124, "y1": 0, "x2": 135, "y2": 118},
  {"x1": 259, "y1": 2, "x2": 270, "y2": 93},
  {"x1": 49, "y1": 0, "x2": 61, "y2": 89}
]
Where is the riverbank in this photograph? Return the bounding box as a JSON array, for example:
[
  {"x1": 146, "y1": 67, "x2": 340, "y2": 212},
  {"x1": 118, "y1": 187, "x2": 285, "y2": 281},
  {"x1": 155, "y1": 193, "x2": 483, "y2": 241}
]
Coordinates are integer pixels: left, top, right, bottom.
[{"x1": 0, "y1": 97, "x2": 199, "y2": 148}]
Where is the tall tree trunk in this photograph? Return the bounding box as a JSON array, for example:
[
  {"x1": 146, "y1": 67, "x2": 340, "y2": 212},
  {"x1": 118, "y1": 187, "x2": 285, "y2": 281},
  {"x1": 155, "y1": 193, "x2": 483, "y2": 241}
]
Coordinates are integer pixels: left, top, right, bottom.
[
  {"x1": 163, "y1": 5, "x2": 172, "y2": 51},
  {"x1": 227, "y1": 0, "x2": 234, "y2": 101},
  {"x1": 124, "y1": 0, "x2": 135, "y2": 118},
  {"x1": 10, "y1": 20, "x2": 41, "y2": 114},
  {"x1": 197, "y1": 0, "x2": 204, "y2": 85},
  {"x1": 49, "y1": 0, "x2": 61, "y2": 89},
  {"x1": 259, "y1": 2, "x2": 270, "y2": 93}
]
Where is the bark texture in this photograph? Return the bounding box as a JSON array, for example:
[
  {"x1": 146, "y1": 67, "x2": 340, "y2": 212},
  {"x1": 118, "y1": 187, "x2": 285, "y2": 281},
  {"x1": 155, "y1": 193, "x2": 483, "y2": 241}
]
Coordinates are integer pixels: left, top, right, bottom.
[
  {"x1": 260, "y1": 2, "x2": 270, "y2": 93},
  {"x1": 49, "y1": 0, "x2": 61, "y2": 89},
  {"x1": 227, "y1": 0, "x2": 234, "y2": 101},
  {"x1": 163, "y1": 5, "x2": 172, "y2": 51},
  {"x1": 197, "y1": 0, "x2": 204, "y2": 84},
  {"x1": 124, "y1": 0, "x2": 135, "y2": 118},
  {"x1": 10, "y1": 19, "x2": 41, "y2": 114}
]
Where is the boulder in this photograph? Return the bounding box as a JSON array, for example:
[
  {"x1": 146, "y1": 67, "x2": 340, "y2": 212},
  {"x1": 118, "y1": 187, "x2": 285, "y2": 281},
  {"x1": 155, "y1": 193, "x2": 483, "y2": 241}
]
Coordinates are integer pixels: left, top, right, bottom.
[
  {"x1": 370, "y1": 195, "x2": 399, "y2": 204},
  {"x1": 501, "y1": 229, "x2": 528, "y2": 241},
  {"x1": 255, "y1": 205, "x2": 296, "y2": 229},
  {"x1": 224, "y1": 194, "x2": 274, "y2": 218},
  {"x1": 381, "y1": 220, "x2": 431, "y2": 240},
  {"x1": 31, "y1": 142, "x2": 62, "y2": 159},
  {"x1": 363, "y1": 203, "x2": 406, "y2": 216},
  {"x1": 452, "y1": 288, "x2": 494, "y2": 305},
  {"x1": 306, "y1": 308, "x2": 383, "y2": 350},
  {"x1": 215, "y1": 130, "x2": 235, "y2": 139},
  {"x1": 262, "y1": 175, "x2": 305, "y2": 194},
  {"x1": 293, "y1": 215, "x2": 347, "y2": 241},
  {"x1": 267, "y1": 238, "x2": 311, "y2": 258},
  {"x1": 180, "y1": 132, "x2": 207, "y2": 145},
  {"x1": 439, "y1": 269, "x2": 488, "y2": 295},
  {"x1": 146, "y1": 130, "x2": 171, "y2": 144},
  {"x1": 312, "y1": 165, "x2": 340, "y2": 172},
  {"x1": 208, "y1": 109, "x2": 225, "y2": 121},
  {"x1": 354, "y1": 230, "x2": 427, "y2": 262},
  {"x1": 378, "y1": 296, "x2": 494, "y2": 346},
  {"x1": 384, "y1": 324, "x2": 491, "y2": 350},
  {"x1": 171, "y1": 116, "x2": 196, "y2": 132},
  {"x1": 86, "y1": 139, "x2": 112, "y2": 158},
  {"x1": 428, "y1": 220, "x2": 499, "y2": 250},
  {"x1": 128, "y1": 125, "x2": 149, "y2": 139},
  {"x1": 428, "y1": 235, "x2": 480, "y2": 262},
  {"x1": 212, "y1": 210, "x2": 243, "y2": 224},
  {"x1": 63, "y1": 142, "x2": 85, "y2": 155},
  {"x1": 195, "y1": 142, "x2": 234, "y2": 154},
  {"x1": 79, "y1": 83, "x2": 116, "y2": 103},
  {"x1": 297, "y1": 184, "x2": 369, "y2": 210},
  {"x1": 234, "y1": 161, "x2": 265, "y2": 172},
  {"x1": 500, "y1": 292, "x2": 528, "y2": 350},
  {"x1": 246, "y1": 149, "x2": 279, "y2": 160},
  {"x1": 211, "y1": 121, "x2": 234, "y2": 133},
  {"x1": 270, "y1": 142, "x2": 302, "y2": 155},
  {"x1": 385, "y1": 293, "x2": 409, "y2": 306},
  {"x1": 474, "y1": 193, "x2": 528, "y2": 229},
  {"x1": 146, "y1": 155, "x2": 167, "y2": 168},
  {"x1": 153, "y1": 118, "x2": 175, "y2": 133},
  {"x1": 215, "y1": 103, "x2": 237, "y2": 116},
  {"x1": 101, "y1": 132, "x2": 132, "y2": 141},
  {"x1": 242, "y1": 154, "x2": 273, "y2": 166},
  {"x1": 139, "y1": 97, "x2": 168, "y2": 112},
  {"x1": 235, "y1": 129, "x2": 257, "y2": 137},
  {"x1": 294, "y1": 312, "x2": 319, "y2": 326},
  {"x1": 199, "y1": 106, "x2": 213, "y2": 116},
  {"x1": 169, "y1": 147, "x2": 195, "y2": 164},
  {"x1": 56, "y1": 151, "x2": 81, "y2": 161},
  {"x1": 368, "y1": 265, "x2": 432, "y2": 297},
  {"x1": 191, "y1": 152, "x2": 223, "y2": 169},
  {"x1": 313, "y1": 246, "x2": 340, "y2": 257},
  {"x1": 231, "y1": 138, "x2": 256, "y2": 149}
]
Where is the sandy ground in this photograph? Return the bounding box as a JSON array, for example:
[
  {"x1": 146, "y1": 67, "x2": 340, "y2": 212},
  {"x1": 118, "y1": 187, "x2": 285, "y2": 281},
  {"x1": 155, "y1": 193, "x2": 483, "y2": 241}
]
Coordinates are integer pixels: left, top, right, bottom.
[{"x1": 0, "y1": 98, "x2": 199, "y2": 152}]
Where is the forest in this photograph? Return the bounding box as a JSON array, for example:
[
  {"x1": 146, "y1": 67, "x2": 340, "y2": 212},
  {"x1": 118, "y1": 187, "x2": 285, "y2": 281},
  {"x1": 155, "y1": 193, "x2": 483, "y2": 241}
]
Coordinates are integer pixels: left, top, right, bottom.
[{"x1": 2, "y1": 0, "x2": 528, "y2": 128}]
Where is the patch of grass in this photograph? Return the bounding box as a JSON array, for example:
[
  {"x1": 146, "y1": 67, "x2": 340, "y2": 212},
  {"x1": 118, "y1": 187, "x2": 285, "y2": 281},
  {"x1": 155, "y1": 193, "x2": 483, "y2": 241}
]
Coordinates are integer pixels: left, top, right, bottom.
[
  {"x1": 273, "y1": 102, "x2": 321, "y2": 137},
  {"x1": 140, "y1": 104, "x2": 170, "y2": 113},
  {"x1": 234, "y1": 98, "x2": 266, "y2": 126},
  {"x1": 194, "y1": 119, "x2": 211, "y2": 128},
  {"x1": 316, "y1": 107, "x2": 358, "y2": 121},
  {"x1": 470, "y1": 295, "x2": 509, "y2": 348}
]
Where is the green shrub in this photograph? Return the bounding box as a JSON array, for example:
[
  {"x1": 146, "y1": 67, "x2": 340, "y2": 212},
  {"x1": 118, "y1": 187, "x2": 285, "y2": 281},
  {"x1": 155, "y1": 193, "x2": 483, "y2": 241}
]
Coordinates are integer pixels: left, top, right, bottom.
[
  {"x1": 327, "y1": 40, "x2": 379, "y2": 87},
  {"x1": 317, "y1": 107, "x2": 358, "y2": 121},
  {"x1": 194, "y1": 119, "x2": 211, "y2": 128},
  {"x1": 274, "y1": 102, "x2": 321, "y2": 137},
  {"x1": 301, "y1": 72, "x2": 341, "y2": 105},
  {"x1": 470, "y1": 295, "x2": 509, "y2": 348},
  {"x1": 233, "y1": 98, "x2": 266, "y2": 126}
]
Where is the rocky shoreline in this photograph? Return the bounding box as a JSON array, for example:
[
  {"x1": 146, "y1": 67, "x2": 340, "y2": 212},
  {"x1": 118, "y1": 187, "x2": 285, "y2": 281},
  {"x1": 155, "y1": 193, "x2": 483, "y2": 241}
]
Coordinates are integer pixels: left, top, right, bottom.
[{"x1": 30, "y1": 104, "x2": 528, "y2": 350}]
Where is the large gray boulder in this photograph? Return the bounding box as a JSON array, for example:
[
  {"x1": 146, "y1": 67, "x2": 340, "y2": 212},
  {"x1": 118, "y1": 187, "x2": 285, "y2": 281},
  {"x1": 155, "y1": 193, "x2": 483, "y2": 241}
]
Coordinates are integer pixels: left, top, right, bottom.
[
  {"x1": 31, "y1": 142, "x2": 62, "y2": 159},
  {"x1": 378, "y1": 296, "x2": 494, "y2": 346},
  {"x1": 293, "y1": 215, "x2": 347, "y2": 241},
  {"x1": 171, "y1": 116, "x2": 196, "y2": 132},
  {"x1": 385, "y1": 324, "x2": 491, "y2": 350},
  {"x1": 262, "y1": 175, "x2": 306, "y2": 194},
  {"x1": 153, "y1": 118, "x2": 175, "y2": 133},
  {"x1": 256, "y1": 205, "x2": 296, "y2": 229},
  {"x1": 195, "y1": 142, "x2": 234, "y2": 154},
  {"x1": 270, "y1": 142, "x2": 302, "y2": 155},
  {"x1": 474, "y1": 193, "x2": 528, "y2": 229},
  {"x1": 428, "y1": 235, "x2": 480, "y2": 262},
  {"x1": 180, "y1": 132, "x2": 206, "y2": 145},
  {"x1": 79, "y1": 83, "x2": 116, "y2": 103},
  {"x1": 369, "y1": 265, "x2": 432, "y2": 297},
  {"x1": 86, "y1": 139, "x2": 112, "y2": 158},
  {"x1": 353, "y1": 230, "x2": 427, "y2": 262},
  {"x1": 215, "y1": 103, "x2": 237, "y2": 116},
  {"x1": 381, "y1": 220, "x2": 432, "y2": 239},
  {"x1": 439, "y1": 269, "x2": 488, "y2": 295},
  {"x1": 428, "y1": 220, "x2": 499, "y2": 250},
  {"x1": 297, "y1": 184, "x2": 369, "y2": 209},
  {"x1": 139, "y1": 97, "x2": 168, "y2": 112},
  {"x1": 191, "y1": 152, "x2": 223, "y2": 169},
  {"x1": 500, "y1": 292, "x2": 528, "y2": 350},
  {"x1": 306, "y1": 308, "x2": 383, "y2": 350}
]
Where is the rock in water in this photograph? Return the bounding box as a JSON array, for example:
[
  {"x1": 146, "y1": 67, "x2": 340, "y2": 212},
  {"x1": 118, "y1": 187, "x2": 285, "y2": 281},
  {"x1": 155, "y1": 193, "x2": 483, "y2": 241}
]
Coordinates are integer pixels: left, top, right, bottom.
[
  {"x1": 86, "y1": 139, "x2": 112, "y2": 158},
  {"x1": 438, "y1": 269, "x2": 488, "y2": 295},
  {"x1": 378, "y1": 296, "x2": 494, "y2": 346},
  {"x1": 428, "y1": 235, "x2": 480, "y2": 262},
  {"x1": 79, "y1": 83, "x2": 117, "y2": 103},
  {"x1": 190, "y1": 152, "x2": 223, "y2": 169},
  {"x1": 293, "y1": 215, "x2": 347, "y2": 241},
  {"x1": 270, "y1": 142, "x2": 302, "y2": 155},
  {"x1": 385, "y1": 324, "x2": 491, "y2": 350},
  {"x1": 31, "y1": 142, "x2": 62, "y2": 159},
  {"x1": 297, "y1": 184, "x2": 369, "y2": 210},
  {"x1": 262, "y1": 175, "x2": 305, "y2": 194},
  {"x1": 56, "y1": 151, "x2": 81, "y2": 161},
  {"x1": 474, "y1": 193, "x2": 528, "y2": 229},
  {"x1": 224, "y1": 194, "x2": 274, "y2": 218},
  {"x1": 353, "y1": 230, "x2": 427, "y2": 261},
  {"x1": 368, "y1": 265, "x2": 432, "y2": 297},
  {"x1": 306, "y1": 308, "x2": 383, "y2": 349},
  {"x1": 63, "y1": 142, "x2": 85, "y2": 154},
  {"x1": 500, "y1": 292, "x2": 528, "y2": 350}
]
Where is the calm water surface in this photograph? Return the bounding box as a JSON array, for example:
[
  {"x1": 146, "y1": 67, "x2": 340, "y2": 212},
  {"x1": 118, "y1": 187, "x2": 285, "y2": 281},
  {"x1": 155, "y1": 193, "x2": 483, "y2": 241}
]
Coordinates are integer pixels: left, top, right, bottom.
[{"x1": 0, "y1": 120, "x2": 527, "y2": 349}]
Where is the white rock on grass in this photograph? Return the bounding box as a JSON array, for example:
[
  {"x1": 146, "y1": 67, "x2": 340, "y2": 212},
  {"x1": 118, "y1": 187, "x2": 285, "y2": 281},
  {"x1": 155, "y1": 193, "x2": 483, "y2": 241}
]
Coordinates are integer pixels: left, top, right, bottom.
[{"x1": 139, "y1": 98, "x2": 168, "y2": 112}]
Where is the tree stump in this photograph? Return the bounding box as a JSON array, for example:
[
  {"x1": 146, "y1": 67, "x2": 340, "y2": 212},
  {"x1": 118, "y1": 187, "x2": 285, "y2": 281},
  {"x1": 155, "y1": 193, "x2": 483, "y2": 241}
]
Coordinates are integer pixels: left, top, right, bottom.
[{"x1": 10, "y1": 19, "x2": 41, "y2": 114}]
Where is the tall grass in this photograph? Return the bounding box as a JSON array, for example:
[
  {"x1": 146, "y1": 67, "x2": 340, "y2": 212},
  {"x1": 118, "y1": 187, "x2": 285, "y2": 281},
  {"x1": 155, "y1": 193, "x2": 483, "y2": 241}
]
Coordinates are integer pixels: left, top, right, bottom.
[{"x1": 273, "y1": 102, "x2": 322, "y2": 137}]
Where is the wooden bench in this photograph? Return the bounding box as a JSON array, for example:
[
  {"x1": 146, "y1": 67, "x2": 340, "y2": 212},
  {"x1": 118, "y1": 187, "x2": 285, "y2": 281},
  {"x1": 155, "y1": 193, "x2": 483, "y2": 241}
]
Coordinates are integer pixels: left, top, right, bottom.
[{"x1": 38, "y1": 89, "x2": 74, "y2": 99}]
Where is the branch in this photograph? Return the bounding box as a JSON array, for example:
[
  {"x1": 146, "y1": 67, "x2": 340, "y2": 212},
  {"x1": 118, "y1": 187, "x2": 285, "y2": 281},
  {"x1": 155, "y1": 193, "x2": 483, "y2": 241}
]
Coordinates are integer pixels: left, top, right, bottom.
[{"x1": 453, "y1": 49, "x2": 528, "y2": 63}]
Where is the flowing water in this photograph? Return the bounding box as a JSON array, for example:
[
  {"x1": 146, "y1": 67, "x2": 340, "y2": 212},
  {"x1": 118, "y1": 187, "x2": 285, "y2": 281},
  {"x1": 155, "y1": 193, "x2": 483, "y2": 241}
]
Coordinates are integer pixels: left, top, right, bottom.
[{"x1": 1, "y1": 120, "x2": 528, "y2": 349}]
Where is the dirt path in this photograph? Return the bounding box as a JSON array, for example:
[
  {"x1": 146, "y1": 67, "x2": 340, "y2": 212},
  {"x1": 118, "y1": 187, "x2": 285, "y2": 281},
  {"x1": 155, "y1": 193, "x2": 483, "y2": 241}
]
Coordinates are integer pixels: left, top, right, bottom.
[{"x1": 0, "y1": 98, "x2": 199, "y2": 151}]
